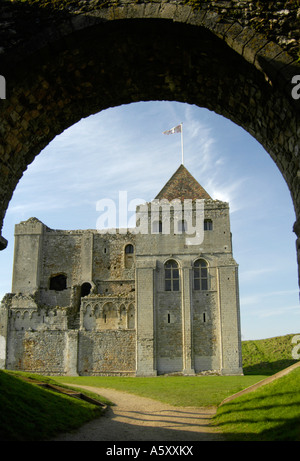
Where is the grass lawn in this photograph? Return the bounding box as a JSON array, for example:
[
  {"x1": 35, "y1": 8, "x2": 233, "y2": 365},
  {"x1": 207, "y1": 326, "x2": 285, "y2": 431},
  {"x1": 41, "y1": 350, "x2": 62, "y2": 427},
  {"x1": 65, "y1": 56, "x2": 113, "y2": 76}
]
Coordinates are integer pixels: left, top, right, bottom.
[
  {"x1": 54, "y1": 374, "x2": 267, "y2": 407},
  {"x1": 0, "y1": 370, "x2": 107, "y2": 441},
  {"x1": 212, "y1": 367, "x2": 300, "y2": 441}
]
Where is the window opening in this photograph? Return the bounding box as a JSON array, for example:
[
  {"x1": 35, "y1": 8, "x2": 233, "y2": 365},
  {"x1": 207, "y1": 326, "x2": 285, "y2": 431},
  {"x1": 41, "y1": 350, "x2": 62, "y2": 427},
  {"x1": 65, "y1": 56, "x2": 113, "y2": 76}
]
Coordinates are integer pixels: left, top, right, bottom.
[
  {"x1": 165, "y1": 260, "x2": 179, "y2": 291},
  {"x1": 204, "y1": 219, "x2": 213, "y2": 231},
  {"x1": 125, "y1": 244, "x2": 134, "y2": 269},
  {"x1": 194, "y1": 259, "x2": 208, "y2": 290},
  {"x1": 49, "y1": 274, "x2": 67, "y2": 291},
  {"x1": 125, "y1": 244, "x2": 134, "y2": 254}
]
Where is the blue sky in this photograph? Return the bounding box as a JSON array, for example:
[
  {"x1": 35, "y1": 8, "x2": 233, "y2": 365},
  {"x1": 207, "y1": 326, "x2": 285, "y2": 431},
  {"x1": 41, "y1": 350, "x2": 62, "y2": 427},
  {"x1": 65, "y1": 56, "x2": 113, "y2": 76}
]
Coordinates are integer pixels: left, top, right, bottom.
[{"x1": 0, "y1": 101, "x2": 299, "y2": 340}]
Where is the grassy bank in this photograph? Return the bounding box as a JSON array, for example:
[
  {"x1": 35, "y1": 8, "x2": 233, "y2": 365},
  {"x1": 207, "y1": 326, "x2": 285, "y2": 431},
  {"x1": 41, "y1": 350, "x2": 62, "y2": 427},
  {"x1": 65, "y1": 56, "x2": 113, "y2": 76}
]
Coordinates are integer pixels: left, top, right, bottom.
[
  {"x1": 212, "y1": 366, "x2": 300, "y2": 441},
  {"x1": 0, "y1": 371, "x2": 107, "y2": 441},
  {"x1": 242, "y1": 333, "x2": 299, "y2": 375}
]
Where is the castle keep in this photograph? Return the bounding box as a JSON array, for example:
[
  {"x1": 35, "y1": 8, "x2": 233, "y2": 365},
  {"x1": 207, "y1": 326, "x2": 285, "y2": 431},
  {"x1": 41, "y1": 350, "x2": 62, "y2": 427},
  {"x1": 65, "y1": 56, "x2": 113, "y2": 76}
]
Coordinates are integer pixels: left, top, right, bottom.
[{"x1": 0, "y1": 165, "x2": 243, "y2": 376}]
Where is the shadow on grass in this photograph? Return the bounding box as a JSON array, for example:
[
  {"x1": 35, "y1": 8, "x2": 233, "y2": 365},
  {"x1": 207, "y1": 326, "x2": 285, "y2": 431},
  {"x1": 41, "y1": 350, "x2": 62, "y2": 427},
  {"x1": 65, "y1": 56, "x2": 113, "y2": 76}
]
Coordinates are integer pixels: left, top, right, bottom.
[
  {"x1": 213, "y1": 390, "x2": 300, "y2": 441},
  {"x1": 218, "y1": 417, "x2": 300, "y2": 442},
  {"x1": 243, "y1": 359, "x2": 298, "y2": 376},
  {"x1": 0, "y1": 371, "x2": 105, "y2": 441}
]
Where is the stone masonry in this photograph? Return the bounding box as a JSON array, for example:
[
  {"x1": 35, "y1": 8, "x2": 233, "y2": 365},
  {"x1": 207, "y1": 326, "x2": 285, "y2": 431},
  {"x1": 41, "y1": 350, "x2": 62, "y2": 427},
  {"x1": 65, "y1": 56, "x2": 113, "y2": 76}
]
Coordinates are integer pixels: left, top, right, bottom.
[{"x1": 0, "y1": 165, "x2": 243, "y2": 376}]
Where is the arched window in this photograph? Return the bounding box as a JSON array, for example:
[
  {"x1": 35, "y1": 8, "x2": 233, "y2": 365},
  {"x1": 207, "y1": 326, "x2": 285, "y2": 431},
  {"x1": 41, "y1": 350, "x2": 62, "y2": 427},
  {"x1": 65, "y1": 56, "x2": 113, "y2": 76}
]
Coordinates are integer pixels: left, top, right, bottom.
[
  {"x1": 165, "y1": 259, "x2": 180, "y2": 292},
  {"x1": 49, "y1": 273, "x2": 67, "y2": 291},
  {"x1": 193, "y1": 259, "x2": 208, "y2": 290},
  {"x1": 204, "y1": 219, "x2": 213, "y2": 231},
  {"x1": 125, "y1": 244, "x2": 134, "y2": 254},
  {"x1": 125, "y1": 244, "x2": 134, "y2": 268}
]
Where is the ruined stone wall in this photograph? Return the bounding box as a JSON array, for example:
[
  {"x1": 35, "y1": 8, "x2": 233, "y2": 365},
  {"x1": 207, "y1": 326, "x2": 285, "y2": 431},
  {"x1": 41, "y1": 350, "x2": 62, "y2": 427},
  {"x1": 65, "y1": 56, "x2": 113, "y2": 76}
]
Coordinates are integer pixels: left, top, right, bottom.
[
  {"x1": 93, "y1": 232, "x2": 136, "y2": 295},
  {"x1": 78, "y1": 330, "x2": 136, "y2": 376},
  {"x1": 12, "y1": 218, "x2": 45, "y2": 293},
  {"x1": 41, "y1": 230, "x2": 82, "y2": 288},
  {"x1": 12, "y1": 221, "x2": 137, "y2": 306},
  {"x1": 7, "y1": 331, "x2": 66, "y2": 374},
  {"x1": 0, "y1": 220, "x2": 138, "y2": 375},
  {"x1": 1, "y1": 294, "x2": 136, "y2": 375}
]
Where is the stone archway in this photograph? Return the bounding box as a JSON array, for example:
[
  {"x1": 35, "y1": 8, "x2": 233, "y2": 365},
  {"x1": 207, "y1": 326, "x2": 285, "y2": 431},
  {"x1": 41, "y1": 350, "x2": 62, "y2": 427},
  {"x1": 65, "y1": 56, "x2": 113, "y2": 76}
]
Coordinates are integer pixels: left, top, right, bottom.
[{"x1": 0, "y1": 1, "x2": 299, "y2": 285}]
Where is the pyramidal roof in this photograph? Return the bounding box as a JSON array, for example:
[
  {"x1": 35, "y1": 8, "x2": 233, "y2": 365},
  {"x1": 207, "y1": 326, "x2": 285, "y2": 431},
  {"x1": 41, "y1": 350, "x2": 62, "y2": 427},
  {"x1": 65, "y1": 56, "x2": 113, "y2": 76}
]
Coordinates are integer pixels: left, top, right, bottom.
[{"x1": 155, "y1": 164, "x2": 212, "y2": 201}]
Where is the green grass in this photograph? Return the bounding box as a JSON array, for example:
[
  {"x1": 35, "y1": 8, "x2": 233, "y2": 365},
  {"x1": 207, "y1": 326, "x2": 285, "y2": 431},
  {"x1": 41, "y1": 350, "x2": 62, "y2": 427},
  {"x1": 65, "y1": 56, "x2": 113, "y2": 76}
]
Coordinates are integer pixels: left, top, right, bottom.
[
  {"x1": 212, "y1": 367, "x2": 300, "y2": 441},
  {"x1": 0, "y1": 370, "x2": 107, "y2": 441},
  {"x1": 54, "y1": 374, "x2": 266, "y2": 407},
  {"x1": 242, "y1": 333, "x2": 299, "y2": 375}
]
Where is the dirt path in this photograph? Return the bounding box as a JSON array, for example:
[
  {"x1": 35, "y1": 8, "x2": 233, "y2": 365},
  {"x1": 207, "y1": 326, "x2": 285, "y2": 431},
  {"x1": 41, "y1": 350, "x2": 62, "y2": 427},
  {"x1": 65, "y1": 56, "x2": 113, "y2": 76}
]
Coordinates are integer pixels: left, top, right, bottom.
[{"x1": 51, "y1": 385, "x2": 224, "y2": 441}]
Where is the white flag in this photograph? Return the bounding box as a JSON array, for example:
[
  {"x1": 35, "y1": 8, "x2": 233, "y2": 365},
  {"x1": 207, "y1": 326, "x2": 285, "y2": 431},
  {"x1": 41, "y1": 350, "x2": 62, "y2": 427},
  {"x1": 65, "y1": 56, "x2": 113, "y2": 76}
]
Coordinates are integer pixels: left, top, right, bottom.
[{"x1": 163, "y1": 124, "x2": 182, "y2": 135}]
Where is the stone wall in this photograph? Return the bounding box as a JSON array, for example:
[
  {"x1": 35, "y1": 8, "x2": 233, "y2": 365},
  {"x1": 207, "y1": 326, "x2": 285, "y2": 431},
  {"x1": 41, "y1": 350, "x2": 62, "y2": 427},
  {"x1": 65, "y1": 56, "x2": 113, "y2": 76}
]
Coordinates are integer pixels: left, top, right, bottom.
[
  {"x1": 78, "y1": 330, "x2": 136, "y2": 375},
  {"x1": 6, "y1": 330, "x2": 68, "y2": 375},
  {"x1": 186, "y1": 0, "x2": 300, "y2": 59},
  {"x1": 93, "y1": 232, "x2": 136, "y2": 295},
  {"x1": 156, "y1": 291, "x2": 183, "y2": 374},
  {"x1": 1, "y1": 298, "x2": 137, "y2": 375}
]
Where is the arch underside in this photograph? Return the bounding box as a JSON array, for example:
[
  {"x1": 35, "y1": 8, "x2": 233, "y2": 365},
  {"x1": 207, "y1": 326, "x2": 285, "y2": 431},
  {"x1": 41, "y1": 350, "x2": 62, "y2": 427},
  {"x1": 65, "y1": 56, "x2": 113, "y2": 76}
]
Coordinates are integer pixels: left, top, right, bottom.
[{"x1": 0, "y1": 17, "x2": 299, "y2": 256}]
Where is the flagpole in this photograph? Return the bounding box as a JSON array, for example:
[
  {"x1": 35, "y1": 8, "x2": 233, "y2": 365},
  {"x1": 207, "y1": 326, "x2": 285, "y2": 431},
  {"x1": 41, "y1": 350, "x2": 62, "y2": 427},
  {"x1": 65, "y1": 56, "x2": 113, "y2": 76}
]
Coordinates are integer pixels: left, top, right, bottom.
[
  {"x1": 162, "y1": 123, "x2": 184, "y2": 164},
  {"x1": 181, "y1": 123, "x2": 184, "y2": 165}
]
